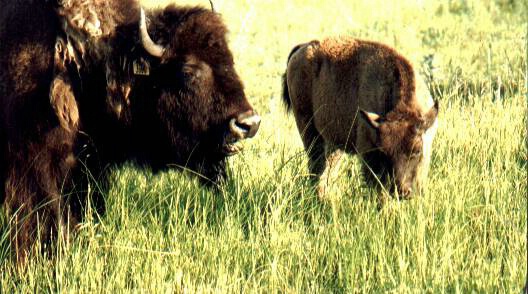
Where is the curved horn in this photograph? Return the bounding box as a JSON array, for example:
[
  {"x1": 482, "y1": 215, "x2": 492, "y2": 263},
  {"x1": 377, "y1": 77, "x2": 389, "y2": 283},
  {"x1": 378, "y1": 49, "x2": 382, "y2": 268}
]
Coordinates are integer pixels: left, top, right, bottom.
[{"x1": 139, "y1": 8, "x2": 165, "y2": 57}]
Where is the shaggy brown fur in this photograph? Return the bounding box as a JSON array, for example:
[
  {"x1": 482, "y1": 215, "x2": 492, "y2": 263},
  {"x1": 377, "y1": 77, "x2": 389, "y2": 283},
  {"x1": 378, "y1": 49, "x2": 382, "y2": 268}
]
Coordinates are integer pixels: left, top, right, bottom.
[
  {"x1": 0, "y1": 0, "x2": 260, "y2": 262},
  {"x1": 282, "y1": 37, "x2": 438, "y2": 198}
]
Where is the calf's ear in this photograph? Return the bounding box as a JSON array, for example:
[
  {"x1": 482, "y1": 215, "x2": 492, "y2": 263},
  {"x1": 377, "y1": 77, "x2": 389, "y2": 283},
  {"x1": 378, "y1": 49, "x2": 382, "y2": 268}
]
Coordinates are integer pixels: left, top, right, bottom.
[
  {"x1": 360, "y1": 110, "x2": 382, "y2": 129},
  {"x1": 422, "y1": 100, "x2": 439, "y2": 129}
]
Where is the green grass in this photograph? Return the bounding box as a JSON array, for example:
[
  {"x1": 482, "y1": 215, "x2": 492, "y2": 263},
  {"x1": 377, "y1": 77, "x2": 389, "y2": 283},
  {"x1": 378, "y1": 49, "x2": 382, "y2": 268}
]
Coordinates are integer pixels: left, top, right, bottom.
[{"x1": 1, "y1": 0, "x2": 527, "y2": 292}]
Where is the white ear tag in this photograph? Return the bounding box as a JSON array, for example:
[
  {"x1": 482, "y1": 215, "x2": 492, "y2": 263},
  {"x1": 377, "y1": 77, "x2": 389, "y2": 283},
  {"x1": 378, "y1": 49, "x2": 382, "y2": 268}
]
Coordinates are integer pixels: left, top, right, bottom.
[{"x1": 133, "y1": 58, "x2": 150, "y2": 76}]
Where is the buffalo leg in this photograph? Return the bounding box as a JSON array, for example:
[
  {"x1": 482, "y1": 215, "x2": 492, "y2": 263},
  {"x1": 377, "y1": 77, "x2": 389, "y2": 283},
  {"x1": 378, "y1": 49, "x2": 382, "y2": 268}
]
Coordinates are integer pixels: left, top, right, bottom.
[
  {"x1": 317, "y1": 144, "x2": 344, "y2": 197},
  {"x1": 5, "y1": 132, "x2": 77, "y2": 263},
  {"x1": 292, "y1": 114, "x2": 325, "y2": 181},
  {"x1": 5, "y1": 36, "x2": 81, "y2": 262}
]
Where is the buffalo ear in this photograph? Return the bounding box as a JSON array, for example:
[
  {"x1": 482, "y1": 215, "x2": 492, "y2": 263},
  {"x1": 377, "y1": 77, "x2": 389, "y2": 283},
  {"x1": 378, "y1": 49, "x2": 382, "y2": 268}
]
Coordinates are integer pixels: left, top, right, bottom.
[
  {"x1": 422, "y1": 100, "x2": 439, "y2": 129},
  {"x1": 360, "y1": 110, "x2": 382, "y2": 129}
]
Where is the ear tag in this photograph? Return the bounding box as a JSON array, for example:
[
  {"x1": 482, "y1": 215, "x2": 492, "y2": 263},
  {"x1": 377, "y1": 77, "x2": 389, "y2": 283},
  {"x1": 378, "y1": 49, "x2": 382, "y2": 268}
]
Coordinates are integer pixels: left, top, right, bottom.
[{"x1": 133, "y1": 58, "x2": 150, "y2": 76}]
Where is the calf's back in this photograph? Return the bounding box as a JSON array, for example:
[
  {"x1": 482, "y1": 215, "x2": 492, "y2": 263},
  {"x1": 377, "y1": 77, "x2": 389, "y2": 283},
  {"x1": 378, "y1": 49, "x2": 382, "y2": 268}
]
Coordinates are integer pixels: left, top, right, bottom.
[{"x1": 284, "y1": 37, "x2": 435, "y2": 154}]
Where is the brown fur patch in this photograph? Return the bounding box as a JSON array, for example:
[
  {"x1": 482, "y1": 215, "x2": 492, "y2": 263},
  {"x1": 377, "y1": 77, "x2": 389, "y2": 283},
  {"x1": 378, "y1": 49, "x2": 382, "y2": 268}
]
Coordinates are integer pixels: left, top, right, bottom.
[
  {"x1": 9, "y1": 44, "x2": 51, "y2": 95},
  {"x1": 50, "y1": 76, "x2": 79, "y2": 132},
  {"x1": 315, "y1": 37, "x2": 360, "y2": 62}
]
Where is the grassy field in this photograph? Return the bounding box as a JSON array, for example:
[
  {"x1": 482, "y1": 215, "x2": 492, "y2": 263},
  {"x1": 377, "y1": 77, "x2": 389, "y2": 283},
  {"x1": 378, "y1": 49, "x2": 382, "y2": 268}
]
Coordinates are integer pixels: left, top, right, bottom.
[{"x1": 1, "y1": 0, "x2": 527, "y2": 292}]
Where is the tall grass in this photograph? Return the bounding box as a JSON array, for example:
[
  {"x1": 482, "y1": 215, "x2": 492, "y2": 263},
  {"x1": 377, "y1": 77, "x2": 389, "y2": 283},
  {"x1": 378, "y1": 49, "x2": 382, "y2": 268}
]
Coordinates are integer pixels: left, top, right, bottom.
[{"x1": 1, "y1": 0, "x2": 526, "y2": 292}]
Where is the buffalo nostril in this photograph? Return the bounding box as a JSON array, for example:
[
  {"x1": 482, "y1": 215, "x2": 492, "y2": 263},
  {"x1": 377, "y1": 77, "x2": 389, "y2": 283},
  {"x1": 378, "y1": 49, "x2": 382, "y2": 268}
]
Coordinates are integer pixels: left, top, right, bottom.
[
  {"x1": 234, "y1": 120, "x2": 251, "y2": 133},
  {"x1": 228, "y1": 112, "x2": 261, "y2": 139},
  {"x1": 238, "y1": 114, "x2": 260, "y2": 138}
]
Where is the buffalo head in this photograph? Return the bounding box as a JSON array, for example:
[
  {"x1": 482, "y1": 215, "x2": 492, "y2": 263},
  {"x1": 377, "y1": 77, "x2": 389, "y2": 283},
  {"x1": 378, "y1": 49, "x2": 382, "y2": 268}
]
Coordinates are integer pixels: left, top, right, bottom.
[
  {"x1": 361, "y1": 101, "x2": 439, "y2": 197},
  {"x1": 95, "y1": 6, "x2": 260, "y2": 181},
  {"x1": 131, "y1": 7, "x2": 260, "y2": 180}
]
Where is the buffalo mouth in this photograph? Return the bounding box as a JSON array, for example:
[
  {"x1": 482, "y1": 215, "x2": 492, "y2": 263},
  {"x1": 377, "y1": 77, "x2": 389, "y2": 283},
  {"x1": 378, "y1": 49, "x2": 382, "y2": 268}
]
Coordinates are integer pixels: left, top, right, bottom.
[
  {"x1": 220, "y1": 112, "x2": 261, "y2": 156},
  {"x1": 222, "y1": 133, "x2": 244, "y2": 156}
]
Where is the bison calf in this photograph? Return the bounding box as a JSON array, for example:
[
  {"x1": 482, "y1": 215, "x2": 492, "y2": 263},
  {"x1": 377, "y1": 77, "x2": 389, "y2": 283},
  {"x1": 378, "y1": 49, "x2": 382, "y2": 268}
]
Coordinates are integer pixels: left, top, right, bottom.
[{"x1": 282, "y1": 38, "x2": 438, "y2": 198}]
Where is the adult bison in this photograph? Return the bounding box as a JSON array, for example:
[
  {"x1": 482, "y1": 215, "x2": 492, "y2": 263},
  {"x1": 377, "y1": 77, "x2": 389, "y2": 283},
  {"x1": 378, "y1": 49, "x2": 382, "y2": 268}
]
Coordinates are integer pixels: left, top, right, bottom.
[
  {"x1": 282, "y1": 37, "x2": 438, "y2": 198},
  {"x1": 0, "y1": 0, "x2": 260, "y2": 260}
]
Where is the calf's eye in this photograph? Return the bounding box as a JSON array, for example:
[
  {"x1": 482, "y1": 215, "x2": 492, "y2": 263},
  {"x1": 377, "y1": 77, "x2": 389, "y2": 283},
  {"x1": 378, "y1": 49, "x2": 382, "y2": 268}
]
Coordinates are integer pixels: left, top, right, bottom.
[{"x1": 410, "y1": 150, "x2": 422, "y2": 158}]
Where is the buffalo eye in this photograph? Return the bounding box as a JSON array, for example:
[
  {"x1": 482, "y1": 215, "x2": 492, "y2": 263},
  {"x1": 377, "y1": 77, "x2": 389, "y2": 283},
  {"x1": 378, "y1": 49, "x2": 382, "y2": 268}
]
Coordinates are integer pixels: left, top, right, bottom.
[
  {"x1": 182, "y1": 61, "x2": 213, "y2": 86},
  {"x1": 182, "y1": 65, "x2": 200, "y2": 80},
  {"x1": 409, "y1": 147, "x2": 422, "y2": 159}
]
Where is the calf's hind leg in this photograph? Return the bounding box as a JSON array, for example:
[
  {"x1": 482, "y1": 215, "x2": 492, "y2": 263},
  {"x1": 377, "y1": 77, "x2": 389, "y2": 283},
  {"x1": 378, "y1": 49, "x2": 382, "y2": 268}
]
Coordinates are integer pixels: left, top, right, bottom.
[
  {"x1": 317, "y1": 144, "x2": 344, "y2": 197},
  {"x1": 293, "y1": 114, "x2": 325, "y2": 180},
  {"x1": 292, "y1": 114, "x2": 344, "y2": 198}
]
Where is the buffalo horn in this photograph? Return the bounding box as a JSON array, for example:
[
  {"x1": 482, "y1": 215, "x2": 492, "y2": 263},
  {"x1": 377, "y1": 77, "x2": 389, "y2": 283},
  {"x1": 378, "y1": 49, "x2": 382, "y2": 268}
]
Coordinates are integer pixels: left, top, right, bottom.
[{"x1": 139, "y1": 8, "x2": 165, "y2": 57}]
